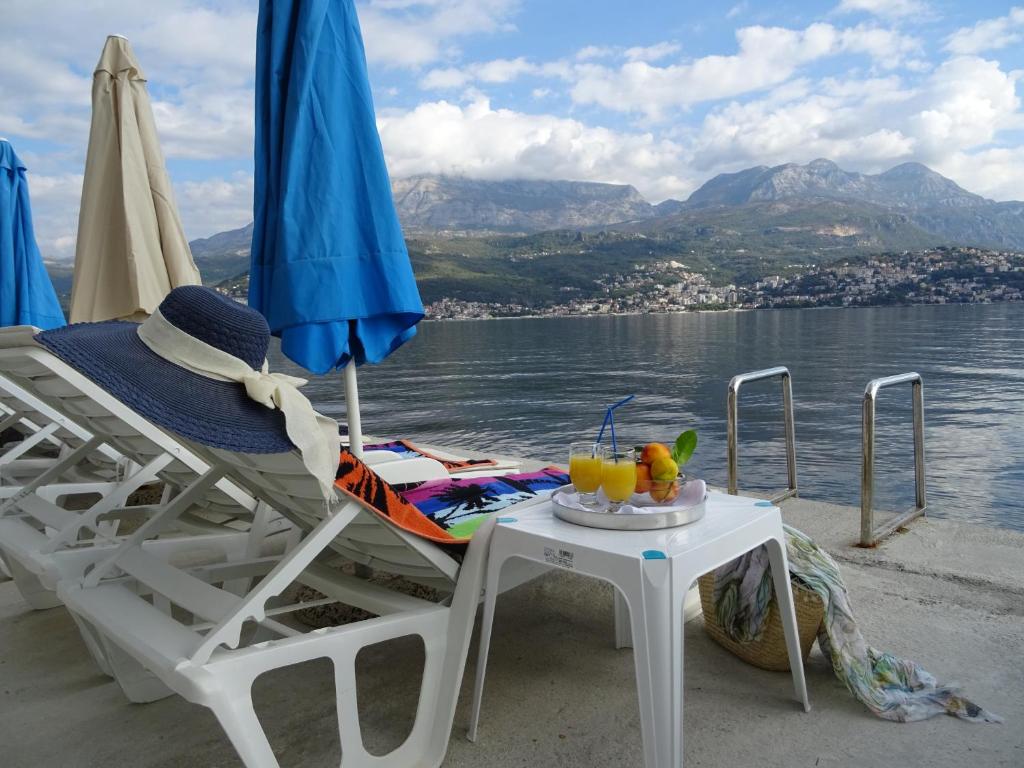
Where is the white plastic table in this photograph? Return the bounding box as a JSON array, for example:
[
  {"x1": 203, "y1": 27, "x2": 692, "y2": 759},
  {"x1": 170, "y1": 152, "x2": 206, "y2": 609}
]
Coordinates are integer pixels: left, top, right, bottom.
[{"x1": 468, "y1": 490, "x2": 810, "y2": 768}]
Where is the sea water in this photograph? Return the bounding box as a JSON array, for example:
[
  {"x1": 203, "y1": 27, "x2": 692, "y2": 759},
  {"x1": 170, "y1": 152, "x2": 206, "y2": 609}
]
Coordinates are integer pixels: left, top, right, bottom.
[{"x1": 280, "y1": 303, "x2": 1024, "y2": 531}]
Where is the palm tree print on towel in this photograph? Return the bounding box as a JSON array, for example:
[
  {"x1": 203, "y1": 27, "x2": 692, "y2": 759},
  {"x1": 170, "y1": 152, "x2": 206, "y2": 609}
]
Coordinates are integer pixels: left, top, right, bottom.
[{"x1": 403, "y1": 467, "x2": 568, "y2": 529}]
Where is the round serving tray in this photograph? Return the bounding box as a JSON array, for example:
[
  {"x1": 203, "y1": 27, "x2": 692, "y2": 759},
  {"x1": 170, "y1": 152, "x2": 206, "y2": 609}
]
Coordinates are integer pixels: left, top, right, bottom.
[{"x1": 551, "y1": 483, "x2": 707, "y2": 531}]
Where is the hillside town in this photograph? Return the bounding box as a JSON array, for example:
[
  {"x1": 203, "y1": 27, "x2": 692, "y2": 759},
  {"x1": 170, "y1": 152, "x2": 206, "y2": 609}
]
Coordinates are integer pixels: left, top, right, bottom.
[{"x1": 423, "y1": 247, "x2": 1024, "y2": 319}]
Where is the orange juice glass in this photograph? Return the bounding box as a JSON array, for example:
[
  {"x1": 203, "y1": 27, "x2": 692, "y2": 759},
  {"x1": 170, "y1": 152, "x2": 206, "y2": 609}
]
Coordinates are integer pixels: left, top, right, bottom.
[
  {"x1": 602, "y1": 449, "x2": 636, "y2": 510},
  {"x1": 569, "y1": 442, "x2": 605, "y2": 507}
]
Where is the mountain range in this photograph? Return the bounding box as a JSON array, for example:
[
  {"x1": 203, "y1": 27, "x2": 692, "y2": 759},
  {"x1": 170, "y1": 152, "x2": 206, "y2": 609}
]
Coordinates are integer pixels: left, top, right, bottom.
[
  {"x1": 391, "y1": 174, "x2": 684, "y2": 232},
  {"x1": 178, "y1": 160, "x2": 1024, "y2": 304}
]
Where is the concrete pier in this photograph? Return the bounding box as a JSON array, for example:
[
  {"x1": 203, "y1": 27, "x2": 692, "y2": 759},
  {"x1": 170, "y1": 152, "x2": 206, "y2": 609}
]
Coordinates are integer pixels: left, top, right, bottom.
[{"x1": 1, "y1": 491, "x2": 1022, "y2": 767}]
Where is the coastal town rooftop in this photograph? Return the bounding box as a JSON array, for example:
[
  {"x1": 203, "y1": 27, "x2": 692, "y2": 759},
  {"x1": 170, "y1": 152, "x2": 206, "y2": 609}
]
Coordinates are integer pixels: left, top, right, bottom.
[{"x1": 2, "y1": 444, "x2": 1021, "y2": 768}]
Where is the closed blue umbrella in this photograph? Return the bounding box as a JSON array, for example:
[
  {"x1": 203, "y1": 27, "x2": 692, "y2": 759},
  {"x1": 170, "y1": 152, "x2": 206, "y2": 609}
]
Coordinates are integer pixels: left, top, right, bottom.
[
  {"x1": 249, "y1": 0, "x2": 423, "y2": 456},
  {"x1": 0, "y1": 139, "x2": 65, "y2": 330}
]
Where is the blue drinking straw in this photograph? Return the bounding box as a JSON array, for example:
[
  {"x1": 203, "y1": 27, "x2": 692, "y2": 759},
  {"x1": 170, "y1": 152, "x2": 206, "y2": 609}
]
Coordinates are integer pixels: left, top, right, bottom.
[
  {"x1": 609, "y1": 408, "x2": 618, "y2": 457},
  {"x1": 596, "y1": 410, "x2": 611, "y2": 446},
  {"x1": 596, "y1": 394, "x2": 634, "y2": 448}
]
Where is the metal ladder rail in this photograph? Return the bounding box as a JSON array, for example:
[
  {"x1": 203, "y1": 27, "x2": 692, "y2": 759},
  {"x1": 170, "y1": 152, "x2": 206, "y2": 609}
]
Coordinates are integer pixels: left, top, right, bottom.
[
  {"x1": 727, "y1": 366, "x2": 798, "y2": 504},
  {"x1": 860, "y1": 372, "x2": 926, "y2": 547}
]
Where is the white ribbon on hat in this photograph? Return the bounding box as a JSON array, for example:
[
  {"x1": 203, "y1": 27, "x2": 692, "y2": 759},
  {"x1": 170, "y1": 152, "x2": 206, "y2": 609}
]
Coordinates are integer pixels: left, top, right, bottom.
[{"x1": 137, "y1": 307, "x2": 341, "y2": 499}]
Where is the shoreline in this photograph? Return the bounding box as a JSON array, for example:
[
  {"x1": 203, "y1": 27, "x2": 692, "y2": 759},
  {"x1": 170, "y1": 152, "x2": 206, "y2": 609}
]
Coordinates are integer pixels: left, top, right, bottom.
[{"x1": 423, "y1": 299, "x2": 1022, "y2": 322}]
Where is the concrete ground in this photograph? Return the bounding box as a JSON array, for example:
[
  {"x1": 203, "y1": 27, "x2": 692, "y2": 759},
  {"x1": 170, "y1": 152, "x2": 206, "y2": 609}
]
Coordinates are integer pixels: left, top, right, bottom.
[{"x1": 1, "y1": 496, "x2": 1022, "y2": 767}]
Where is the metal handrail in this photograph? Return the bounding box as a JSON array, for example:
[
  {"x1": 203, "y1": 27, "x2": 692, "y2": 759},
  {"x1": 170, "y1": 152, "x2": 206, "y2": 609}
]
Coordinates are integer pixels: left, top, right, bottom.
[
  {"x1": 727, "y1": 366, "x2": 798, "y2": 503},
  {"x1": 860, "y1": 372, "x2": 926, "y2": 547}
]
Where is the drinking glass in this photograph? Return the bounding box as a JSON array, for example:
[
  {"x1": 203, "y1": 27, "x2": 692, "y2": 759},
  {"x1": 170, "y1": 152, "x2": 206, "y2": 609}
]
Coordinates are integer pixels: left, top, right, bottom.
[
  {"x1": 602, "y1": 448, "x2": 637, "y2": 512},
  {"x1": 569, "y1": 441, "x2": 605, "y2": 507}
]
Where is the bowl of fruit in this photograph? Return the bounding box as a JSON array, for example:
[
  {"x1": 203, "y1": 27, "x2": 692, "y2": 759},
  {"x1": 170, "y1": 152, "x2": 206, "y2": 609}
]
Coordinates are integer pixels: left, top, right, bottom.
[{"x1": 631, "y1": 430, "x2": 697, "y2": 506}]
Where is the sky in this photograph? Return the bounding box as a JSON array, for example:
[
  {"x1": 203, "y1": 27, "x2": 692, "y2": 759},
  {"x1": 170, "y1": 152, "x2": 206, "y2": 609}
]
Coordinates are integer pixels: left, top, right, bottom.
[{"x1": 3, "y1": 0, "x2": 1024, "y2": 262}]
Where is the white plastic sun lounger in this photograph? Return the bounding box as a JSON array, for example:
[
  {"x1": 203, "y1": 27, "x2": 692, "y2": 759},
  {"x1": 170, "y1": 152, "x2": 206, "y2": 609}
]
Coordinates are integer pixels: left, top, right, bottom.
[
  {"x1": 0, "y1": 329, "x2": 304, "y2": 611},
  {"x1": 0, "y1": 326, "x2": 555, "y2": 764},
  {"x1": 56, "y1": 432, "x2": 512, "y2": 768},
  {"x1": 0, "y1": 325, "x2": 466, "y2": 617}
]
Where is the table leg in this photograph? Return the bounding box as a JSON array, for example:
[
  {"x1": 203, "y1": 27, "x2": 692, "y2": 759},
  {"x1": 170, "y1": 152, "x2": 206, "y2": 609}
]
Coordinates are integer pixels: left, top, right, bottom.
[
  {"x1": 614, "y1": 588, "x2": 632, "y2": 649},
  {"x1": 467, "y1": 550, "x2": 506, "y2": 742},
  {"x1": 764, "y1": 535, "x2": 811, "y2": 712},
  {"x1": 629, "y1": 557, "x2": 686, "y2": 768}
]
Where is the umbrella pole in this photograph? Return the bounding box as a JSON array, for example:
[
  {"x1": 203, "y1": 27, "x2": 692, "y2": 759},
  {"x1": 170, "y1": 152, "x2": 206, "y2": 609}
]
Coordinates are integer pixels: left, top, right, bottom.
[{"x1": 344, "y1": 360, "x2": 363, "y2": 458}]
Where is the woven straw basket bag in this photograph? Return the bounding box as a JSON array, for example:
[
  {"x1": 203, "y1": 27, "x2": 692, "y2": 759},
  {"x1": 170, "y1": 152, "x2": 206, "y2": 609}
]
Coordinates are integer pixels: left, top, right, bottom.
[{"x1": 697, "y1": 573, "x2": 824, "y2": 672}]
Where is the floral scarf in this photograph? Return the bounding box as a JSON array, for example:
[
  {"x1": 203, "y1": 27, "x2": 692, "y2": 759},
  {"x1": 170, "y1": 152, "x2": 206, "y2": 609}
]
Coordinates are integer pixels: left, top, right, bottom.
[{"x1": 713, "y1": 524, "x2": 1002, "y2": 723}]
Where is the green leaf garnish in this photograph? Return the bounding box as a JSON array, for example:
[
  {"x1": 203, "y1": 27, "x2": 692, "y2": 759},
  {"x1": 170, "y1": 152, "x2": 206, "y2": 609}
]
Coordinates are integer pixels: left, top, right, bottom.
[{"x1": 671, "y1": 430, "x2": 698, "y2": 465}]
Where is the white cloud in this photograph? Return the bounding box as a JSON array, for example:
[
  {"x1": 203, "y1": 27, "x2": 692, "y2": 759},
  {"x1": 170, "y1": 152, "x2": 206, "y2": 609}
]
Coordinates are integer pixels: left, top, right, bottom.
[
  {"x1": 420, "y1": 67, "x2": 471, "y2": 89},
  {"x1": 151, "y1": 87, "x2": 255, "y2": 160},
  {"x1": 474, "y1": 57, "x2": 537, "y2": 82},
  {"x1": 377, "y1": 96, "x2": 693, "y2": 201},
  {"x1": 177, "y1": 173, "x2": 254, "y2": 239},
  {"x1": 124, "y1": 6, "x2": 257, "y2": 84},
  {"x1": 0, "y1": 1, "x2": 257, "y2": 158},
  {"x1": 911, "y1": 57, "x2": 1022, "y2": 157},
  {"x1": 838, "y1": 23, "x2": 923, "y2": 69},
  {"x1": 836, "y1": 0, "x2": 929, "y2": 18},
  {"x1": 726, "y1": 3, "x2": 749, "y2": 20},
  {"x1": 687, "y1": 54, "x2": 1024, "y2": 198},
  {"x1": 420, "y1": 57, "x2": 570, "y2": 90},
  {"x1": 0, "y1": 0, "x2": 262, "y2": 256},
  {"x1": 575, "y1": 45, "x2": 615, "y2": 61},
  {"x1": 359, "y1": 0, "x2": 520, "y2": 68},
  {"x1": 570, "y1": 22, "x2": 920, "y2": 119},
  {"x1": 945, "y1": 7, "x2": 1024, "y2": 55},
  {"x1": 692, "y1": 76, "x2": 917, "y2": 172},
  {"x1": 23, "y1": 168, "x2": 254, "y2": 262},
  {"x1": 21, "y1": 172, "x2": 84, "y2": 261},
  {"x1": 934, "y1": 147, "x2": 1024, "y2": 201},
  {"x1": 624, "y1": 42, "x2": 681, "y2": 62}
]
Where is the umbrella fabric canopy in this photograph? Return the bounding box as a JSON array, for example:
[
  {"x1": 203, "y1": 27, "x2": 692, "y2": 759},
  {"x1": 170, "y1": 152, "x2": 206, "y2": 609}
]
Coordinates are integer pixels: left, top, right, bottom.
[
  {"x1": 70, "y1": 35, "x2": 201, "y2": 323},
  {"x1": 0, "y1": 139, "x2": 65, "y2": 330},
  {"x1": 249, "y1": 0, "x2": 423, "y2": 378}
]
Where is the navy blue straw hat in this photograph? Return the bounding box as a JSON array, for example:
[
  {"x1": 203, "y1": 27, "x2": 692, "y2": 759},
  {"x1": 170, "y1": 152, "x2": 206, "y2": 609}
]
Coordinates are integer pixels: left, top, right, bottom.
[{"x1": 36, "y1": 286, "x2": 296, "y2": 454}]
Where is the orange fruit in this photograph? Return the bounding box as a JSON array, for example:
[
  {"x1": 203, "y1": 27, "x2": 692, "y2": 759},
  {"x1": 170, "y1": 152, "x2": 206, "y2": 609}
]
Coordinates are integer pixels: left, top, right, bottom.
[
  {"x1": 650, "y1": 480, "x2": 680, "y2": 503},
  {"x1": 634, "y1": 463, "x2": 652, "y2": 493},
  {"x1": 640, "y1": 442, "x2": 671, "y2": 465}
]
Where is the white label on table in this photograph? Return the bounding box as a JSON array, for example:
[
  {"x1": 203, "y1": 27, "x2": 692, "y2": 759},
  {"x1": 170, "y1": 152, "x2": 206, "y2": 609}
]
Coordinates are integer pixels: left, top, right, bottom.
[{"x1": 543, "y1": 546, "x2": 575, "y2": 569}]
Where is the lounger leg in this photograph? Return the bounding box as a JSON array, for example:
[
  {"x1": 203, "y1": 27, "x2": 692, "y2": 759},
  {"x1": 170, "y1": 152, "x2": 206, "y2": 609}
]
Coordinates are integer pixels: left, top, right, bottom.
[
  {"x1": 66, "y1": 610, "x2": 115, "y2": 677},
  {"x1": 99, "y1": 637, "x2": 175, "y2": 703},
  {"x1": 4, "y1": 552, "x2": 61, "y2": 610},
  {"x1": 208, "y1": 689, "x2": 282, "y2": 768},
  {"x1": 764, "y1": 535, "x2": 811, "y2": 712}
]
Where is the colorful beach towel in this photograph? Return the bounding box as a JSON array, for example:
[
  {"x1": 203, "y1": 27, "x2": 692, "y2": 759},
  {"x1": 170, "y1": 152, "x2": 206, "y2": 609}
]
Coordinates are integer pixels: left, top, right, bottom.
[
  {"x1": 364, "y1": 439, "x2": 499, "y2": 474},
  {"x1": 334, "y1": 448, "x2": 567, "y2": 544},
  {"x1": 713, "y1": 524, "x2": 1001, "y2": 724},
  {"x1": 402, "y1": 467, "x2": 568, "y2": 539}
]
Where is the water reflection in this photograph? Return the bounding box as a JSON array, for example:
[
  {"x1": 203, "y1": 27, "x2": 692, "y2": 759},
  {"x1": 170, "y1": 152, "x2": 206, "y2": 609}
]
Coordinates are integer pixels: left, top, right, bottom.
[{"x1": 272, "y1": 303, "x2": 1024, "y2": 531}]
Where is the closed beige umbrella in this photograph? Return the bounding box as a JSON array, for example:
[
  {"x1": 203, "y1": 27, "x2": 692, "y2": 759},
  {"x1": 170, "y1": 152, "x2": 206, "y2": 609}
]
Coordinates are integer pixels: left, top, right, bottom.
[{"x1": 70, "y1": 35, "x2": 201, "y2": 323}]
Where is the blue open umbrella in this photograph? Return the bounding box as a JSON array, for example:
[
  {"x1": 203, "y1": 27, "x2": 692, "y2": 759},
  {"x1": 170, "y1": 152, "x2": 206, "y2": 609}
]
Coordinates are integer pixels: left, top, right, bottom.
[
  {"x1": 0, "y1": 139, "x2": 65, "y2": 330},
  {"x1": 249, "y1": 0, "x2": 423, "y2": 456}
]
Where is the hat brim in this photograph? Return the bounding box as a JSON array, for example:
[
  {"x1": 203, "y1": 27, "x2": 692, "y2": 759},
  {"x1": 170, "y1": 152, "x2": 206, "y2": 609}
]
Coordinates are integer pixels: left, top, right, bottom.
[{"x1": 36, "y1": 321, "x2": 295, "y2": 454}]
